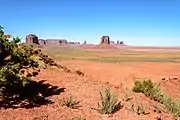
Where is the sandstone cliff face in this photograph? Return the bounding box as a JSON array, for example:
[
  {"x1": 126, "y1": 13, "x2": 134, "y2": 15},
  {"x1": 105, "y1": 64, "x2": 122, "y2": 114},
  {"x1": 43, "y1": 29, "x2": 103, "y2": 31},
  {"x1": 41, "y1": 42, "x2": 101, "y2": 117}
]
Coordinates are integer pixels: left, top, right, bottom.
[
  {"x1": 100, "y1": 36, "x2": 110, "y2": 44},
  {"x1": 83, "y1": 41, "x2": 87, "y2": 45},
  {"x1": 117, "y1": 40, "x2": 124, "y2": 45},
  {"x1": 38, "y1": 39, "x2": 46, "y2": 45},
  {"x1": 68, "y1": 42, "x2": 80, "y2": 45},
  {"x1": 120, "y1": 41, "x2": 124, "y2": 44},
  {"x1": 110, "y1": 41, "x2": 116, "y2": 45},
  {"x1": 59, "y1": 39, "x2": 68, "y2": 44},
  {"x1": 26, "y1": 34, "x2": 39, "y2": 45},
  {"x1": 35, "y1": 39, "x2": 68, "y2": 45},
  {"x1": 45, "y1": 39, "x2": 60, "y2": 45}
]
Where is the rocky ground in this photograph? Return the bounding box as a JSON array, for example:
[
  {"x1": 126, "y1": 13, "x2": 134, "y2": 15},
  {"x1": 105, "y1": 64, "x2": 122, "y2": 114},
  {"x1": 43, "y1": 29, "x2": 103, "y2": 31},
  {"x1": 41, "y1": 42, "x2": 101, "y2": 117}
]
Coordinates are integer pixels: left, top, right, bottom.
[{"x1": 1, "y1": 59, "x2": 180, "y2": 120}]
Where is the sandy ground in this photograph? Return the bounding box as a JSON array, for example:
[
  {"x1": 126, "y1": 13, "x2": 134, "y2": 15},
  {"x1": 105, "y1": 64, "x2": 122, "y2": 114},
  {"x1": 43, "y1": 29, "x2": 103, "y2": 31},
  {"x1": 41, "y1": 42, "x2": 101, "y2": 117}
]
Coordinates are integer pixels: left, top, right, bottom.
[
  {"x1": 60, "y1": 60, "x2": 180, "y2": 88},
  {"x1": 1, "y1": 59, "x2": 180, "y2": 120}
]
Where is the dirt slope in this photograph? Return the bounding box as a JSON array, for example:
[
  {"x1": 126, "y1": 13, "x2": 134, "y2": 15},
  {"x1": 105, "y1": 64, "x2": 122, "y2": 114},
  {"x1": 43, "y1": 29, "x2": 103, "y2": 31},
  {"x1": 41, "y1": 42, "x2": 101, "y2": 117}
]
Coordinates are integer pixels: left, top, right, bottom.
[{"x1": 0, "y1": 60, "x2": 178, "y2": 120}]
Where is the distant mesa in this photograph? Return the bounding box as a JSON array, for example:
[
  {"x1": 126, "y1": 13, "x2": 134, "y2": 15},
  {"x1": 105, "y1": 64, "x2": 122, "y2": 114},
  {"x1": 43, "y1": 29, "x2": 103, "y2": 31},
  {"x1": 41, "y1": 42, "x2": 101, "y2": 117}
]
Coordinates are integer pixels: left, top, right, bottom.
[
  {"x1": 26, "y1": 34, "x2": 39, "y2": 45},
  {"x1": 25, "y1": 34, "x2": 76, "y2": 46},
  {"x1": 4, "y1": 34, "x2": 12, "y2": 39},
  {"x1": 100, "y1": 36, "x2": 110, "y2": 44},
  {"x1": 83, "y1": 41, "x2": 87, "y2": 45},
  {"x1": 117, "y1": 40, "x2": 124, "y2": 45},
  {"x1": 59, "y1": 39, "x2": 68, "y2": 44},
  {"x1": 38, "y1": 39, "x2": 46, "y2": 45},
  {"x1": 117, "y1": 40, "x2": 119, "y2": 44},
  {"x1": 42, "y1": 39, "x2": 68, "y2": 45},
  {"x1": 25, "y1": 34, "x2": 125, "y2": 48},
  {"x1": 98, "y1": 36, "x2": 117, "y2": 49},
  {"x1": 110, "y1": 41, "x2": 116, "y2": 45},
  {"x1": 68, "y1": 42, "x2": 80, "y2": 45}
]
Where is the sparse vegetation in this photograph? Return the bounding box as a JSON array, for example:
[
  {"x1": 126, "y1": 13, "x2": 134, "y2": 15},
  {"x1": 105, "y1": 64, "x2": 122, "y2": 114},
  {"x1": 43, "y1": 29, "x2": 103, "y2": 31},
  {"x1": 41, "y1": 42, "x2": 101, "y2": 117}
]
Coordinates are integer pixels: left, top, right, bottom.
[
  {"x1": 129, "y1": 100, "x2": 150, "y2": 115},
  {"x1": 132, "y1": 79, "x2": 154, "y2": 97},
  {"x1": 153, "y1": 104, "x2": 162, "y2": 113},
  {"x1": 163, "y1": 96, "x2": 180, "y2": 118},
  {"x1": 1, "y1": 23, "x2": 180, "y2": 119},
  {"x1": 43, "y1": 46, "x2": 180, "y2": 63},
  {"x1": 0, "y1": 26, "x2": 39, "y2": 102},
  {"x1": 98, "y1": 88, "x2": 123, "y2": 114},
  {"x1": 0, "y1": 26, "x2": 64, "y2": 108},
  {"x1": 72, "y1": 115, "x2": 86, "y2": 120},
  {"x1": 132, "y1": 79, "x2": 164, "y2": 102},
  {"x1": 63, "y1": 95, "x2": 80, "y2": 109},
  {"x1": 132, "y1": 79, "x2": 180, "y2": 118},
  {"x1": 123, "y1": 88, "x2": 133, "y2": 102}
]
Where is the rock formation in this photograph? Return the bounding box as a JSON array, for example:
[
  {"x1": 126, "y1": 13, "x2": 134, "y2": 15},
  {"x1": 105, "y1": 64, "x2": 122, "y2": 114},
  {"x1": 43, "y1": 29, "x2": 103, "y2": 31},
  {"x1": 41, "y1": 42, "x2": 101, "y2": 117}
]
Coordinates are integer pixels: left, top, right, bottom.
[
  {"x1": 120, "y1": 41, "x2": 123, "y2": 44},
  {"x1": 38, "y1": 39, "x2": 46, "y2": 45},
  {"x1": 110, "y1": 41, "x2": 116, "y2": 45},
  {"x1": 83, "y1": 41, "x2": 87, "y2": 45},
  {"x1": 117, "y1": 40, "x2": 124, "y2": 45},
  {"x1": 26, "y1": 34, "x2": 39, "y2": 45},
  {"x1": 59, "y1": 39, "x2": 68, "y2": 44},
  {"x1": 68, "y1": 42, "x2": 80, "y2": 45},
  {"x1": 3, "y1": 34, "x2": 12, "y2": 39},
  {"x1": 45, "y1": 39, "x2": 61, "y2": 45},
  {"x1": 25, "y1": 34, "x2": 81, "y2": 46},
  {"x1": 117, "y1": 40, "x2": 119, "y2": 44},
  {"x1": 39, "y1": 39, "x2": 68, "y2": 45},
  {"x1": 100, "y1": 36, "x2": 110, "y2": 44}
]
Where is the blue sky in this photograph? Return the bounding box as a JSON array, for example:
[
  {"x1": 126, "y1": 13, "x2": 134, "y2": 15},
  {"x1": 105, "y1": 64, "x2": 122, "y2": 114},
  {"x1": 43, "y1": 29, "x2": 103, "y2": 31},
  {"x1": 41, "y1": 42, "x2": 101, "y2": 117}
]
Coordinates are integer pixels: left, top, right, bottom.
[{"x1": 0, "y1": 0, "x2": 180, "y2": 46}]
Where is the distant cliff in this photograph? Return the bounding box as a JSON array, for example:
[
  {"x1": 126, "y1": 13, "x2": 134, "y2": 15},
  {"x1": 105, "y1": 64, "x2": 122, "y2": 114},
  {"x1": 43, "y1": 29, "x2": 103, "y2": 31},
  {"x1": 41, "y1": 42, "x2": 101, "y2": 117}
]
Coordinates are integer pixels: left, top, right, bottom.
[{"x1": 26, "y1": 34, "x2": 81, "y2": 46}]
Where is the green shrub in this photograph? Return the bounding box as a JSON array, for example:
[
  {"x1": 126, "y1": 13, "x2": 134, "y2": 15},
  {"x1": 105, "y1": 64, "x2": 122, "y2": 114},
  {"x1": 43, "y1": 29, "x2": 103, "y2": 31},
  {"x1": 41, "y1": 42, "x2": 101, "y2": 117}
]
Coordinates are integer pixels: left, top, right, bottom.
[
  {"x1": 63, "y1": 95, "x2": 80, "y2": 109},
  {"x1": 132, "y1": 79, "x2": 180, "y2": 118},
  {"x1": 162, "y1": 95, "x2": 180, "y2": 118},
  {"x1": 0, "y1": 26, "x2": 39, "y2": 100},
  {"x1": 173, "y1": 100, "x2": 180, "y2": 118},
  {"x1": 132, "y1": 79, "x2": 153, "y2": 97},
  {"x1": 149, "y1": 83, "x2": 164, "y2": 102},
  {"x1": 98, "y1": 88, "x2": 123, "y2": 114},
  {"x1": 132, "y1": 79, "x2": 164, "y2": 102}
]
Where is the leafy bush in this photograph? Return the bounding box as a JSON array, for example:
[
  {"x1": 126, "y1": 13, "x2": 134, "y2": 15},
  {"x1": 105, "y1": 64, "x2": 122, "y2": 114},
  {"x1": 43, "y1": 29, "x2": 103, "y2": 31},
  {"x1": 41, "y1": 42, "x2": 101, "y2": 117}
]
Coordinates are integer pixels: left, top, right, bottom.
[
  {"x1": 163, "y1": 95, "x2": 180, "y2": 118},
  {"x1": 98, "y1": 88, "x2": 123, "y2": 114},
  {"x1": 0, "y1": 26, "x2": 39, "y2": 102},
  {"x1": 132, "y1": 79, "x2": 153, "y2": 97},
  {"x1": 0, "y1": 26, "x2": 65, "y2": 109},
  {"x1": 63, "y1": 95, "x2": 80, "y2": 109},
  {"x1": 149, "y1": 83, "x2": 164, "y2": 102},
  {"x1": 132, "y1": 79, "x2": 180, "y2": 118},
  {"x1": 132, "y1": 79, "x2": 164, "y2": 102}
]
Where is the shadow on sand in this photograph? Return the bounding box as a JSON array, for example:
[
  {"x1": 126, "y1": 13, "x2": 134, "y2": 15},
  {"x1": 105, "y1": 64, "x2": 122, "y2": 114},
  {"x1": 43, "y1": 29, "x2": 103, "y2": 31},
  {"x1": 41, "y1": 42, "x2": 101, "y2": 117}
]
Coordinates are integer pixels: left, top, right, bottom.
[{"x1": 0, "y1": 80, "x2": 65, "y2": 109}]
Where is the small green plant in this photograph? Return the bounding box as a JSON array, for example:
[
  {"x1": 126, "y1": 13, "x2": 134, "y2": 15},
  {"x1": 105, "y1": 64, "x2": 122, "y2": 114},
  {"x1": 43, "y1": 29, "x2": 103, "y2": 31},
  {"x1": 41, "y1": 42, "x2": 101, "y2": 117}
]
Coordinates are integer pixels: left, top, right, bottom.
[
  {"x1": 0, "y1": 26, "x2": 41, "y2": 103},
  {"x1": 98, "y1": 88, "x2": 123, "y2": 114},
  {"x1": 123, "y1": 88, "x2": 133, "y2": 102},
  {"x1": 149, "y1": 83, "x2": 164, "y2": 102},
  {"x1": 162, "y1": 96, "x2": 180, "y2": 118},
  {"x1": 130, "y1": 100, "x2": 150, "y2": 115},
  {"x1": 132, "y1": 79, "x2": 164, "y2": 102},
  {"x1": 63, "y1": 95, "x2": 80, "y2": 109},
  {"x1": 132, "y1": 79, "x2": 180, "y2": 118},
  {"x1": 72, "y1": 115, "x2": 86, "y2": 120},
  {"x1": 132, "y1": 79, "x2": 153, "y2": 97}
]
